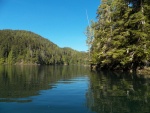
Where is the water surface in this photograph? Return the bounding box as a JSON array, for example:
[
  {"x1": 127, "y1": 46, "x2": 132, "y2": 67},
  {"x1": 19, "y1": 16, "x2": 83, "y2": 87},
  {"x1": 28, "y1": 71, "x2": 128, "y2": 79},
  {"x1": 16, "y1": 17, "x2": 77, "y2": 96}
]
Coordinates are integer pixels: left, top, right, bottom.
[{"x1": 0, "y1": 65, "x2": 150, "y2": 113}]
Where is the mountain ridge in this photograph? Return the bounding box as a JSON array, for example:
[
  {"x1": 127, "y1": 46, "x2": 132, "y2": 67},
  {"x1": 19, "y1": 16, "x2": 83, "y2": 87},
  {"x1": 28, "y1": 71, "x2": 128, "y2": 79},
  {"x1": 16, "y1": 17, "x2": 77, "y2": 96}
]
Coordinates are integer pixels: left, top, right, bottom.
[{"x1": 0, "y1": 29, "x2": 88, "y2": 65}]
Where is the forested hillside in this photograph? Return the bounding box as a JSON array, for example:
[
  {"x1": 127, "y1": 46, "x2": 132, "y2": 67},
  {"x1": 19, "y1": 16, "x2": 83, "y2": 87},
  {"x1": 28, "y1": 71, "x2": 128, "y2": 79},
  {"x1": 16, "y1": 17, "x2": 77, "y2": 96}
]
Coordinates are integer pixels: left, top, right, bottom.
[
  {"x1": 86, "y1": 0, "x2": 150, "y2": 71},
  {"x1": 0, "y1": 30, "x2": 88, "y2": 65}
]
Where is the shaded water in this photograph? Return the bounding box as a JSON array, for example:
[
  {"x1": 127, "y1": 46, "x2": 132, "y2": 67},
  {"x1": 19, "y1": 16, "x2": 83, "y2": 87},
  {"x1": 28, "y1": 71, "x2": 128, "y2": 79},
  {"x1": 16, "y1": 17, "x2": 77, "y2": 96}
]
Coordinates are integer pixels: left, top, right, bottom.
[
  {"x1": 0, "y1": 65, "x2": 150, "y2": 113},
  {"x1": 87, "y1": 71, "x2": 150, "y2": 113}
]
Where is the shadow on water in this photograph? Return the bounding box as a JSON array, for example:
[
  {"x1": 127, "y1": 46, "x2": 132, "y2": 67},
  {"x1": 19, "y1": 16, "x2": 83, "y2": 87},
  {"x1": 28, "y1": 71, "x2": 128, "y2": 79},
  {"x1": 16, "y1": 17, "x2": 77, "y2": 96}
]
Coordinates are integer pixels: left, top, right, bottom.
[
  {"x1": 86, "y1": 71, "x2": 150, "y2": 113},
  {"x1": 0, "y1": 65, "x2": 90, "y2": 103}
]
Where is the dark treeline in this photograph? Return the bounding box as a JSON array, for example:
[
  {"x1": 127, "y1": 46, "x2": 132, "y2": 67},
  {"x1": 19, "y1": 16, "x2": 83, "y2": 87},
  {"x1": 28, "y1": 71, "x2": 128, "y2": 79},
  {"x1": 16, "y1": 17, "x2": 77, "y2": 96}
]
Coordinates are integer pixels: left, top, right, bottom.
[
  {"x1": 86, "y1": 0, "x2": 150, "y2": 71},
  {"x1": 0, "y1": 29, "x2": 88, "y2": 65}
]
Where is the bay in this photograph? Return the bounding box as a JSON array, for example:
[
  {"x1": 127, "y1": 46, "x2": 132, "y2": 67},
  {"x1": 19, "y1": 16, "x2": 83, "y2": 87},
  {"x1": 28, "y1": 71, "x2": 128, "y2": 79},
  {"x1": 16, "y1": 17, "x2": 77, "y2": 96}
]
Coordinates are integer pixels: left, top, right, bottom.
[{"x1": 0, "y1": 65, "x2": 150, "y2": 113}]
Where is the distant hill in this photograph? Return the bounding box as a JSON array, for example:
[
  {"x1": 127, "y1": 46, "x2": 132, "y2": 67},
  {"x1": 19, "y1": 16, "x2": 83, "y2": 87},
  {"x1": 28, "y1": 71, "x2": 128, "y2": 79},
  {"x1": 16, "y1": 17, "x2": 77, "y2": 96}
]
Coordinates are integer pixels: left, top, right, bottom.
[{"x1": 0, "y1": 29, "x2": 88, "y2": 65}]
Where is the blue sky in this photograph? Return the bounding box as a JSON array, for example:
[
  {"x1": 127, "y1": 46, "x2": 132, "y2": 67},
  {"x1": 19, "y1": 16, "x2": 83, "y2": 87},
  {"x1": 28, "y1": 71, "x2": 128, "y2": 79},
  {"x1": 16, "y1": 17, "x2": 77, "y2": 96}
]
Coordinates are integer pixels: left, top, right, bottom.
[{"x1": 0, "y1": 0, "x2": 100, "y2": 51}]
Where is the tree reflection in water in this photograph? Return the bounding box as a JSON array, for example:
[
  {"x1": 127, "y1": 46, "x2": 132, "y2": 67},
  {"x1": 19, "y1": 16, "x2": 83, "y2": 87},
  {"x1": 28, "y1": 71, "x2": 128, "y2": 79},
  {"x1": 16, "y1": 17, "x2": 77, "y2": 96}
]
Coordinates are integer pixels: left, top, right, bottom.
[
  {"x1": 0, "y1": 65, "x2": 89, "y2": 102},
  {"x1": 86, "y1": 71, "x2": 150, "y2": 113}
]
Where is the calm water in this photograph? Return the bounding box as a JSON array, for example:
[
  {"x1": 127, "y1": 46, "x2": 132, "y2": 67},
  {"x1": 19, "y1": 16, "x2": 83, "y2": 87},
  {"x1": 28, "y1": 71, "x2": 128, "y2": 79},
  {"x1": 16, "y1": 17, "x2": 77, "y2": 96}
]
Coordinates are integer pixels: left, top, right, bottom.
[{"x1": 0, "y1": 65, "x2": 150, "y2": 113}]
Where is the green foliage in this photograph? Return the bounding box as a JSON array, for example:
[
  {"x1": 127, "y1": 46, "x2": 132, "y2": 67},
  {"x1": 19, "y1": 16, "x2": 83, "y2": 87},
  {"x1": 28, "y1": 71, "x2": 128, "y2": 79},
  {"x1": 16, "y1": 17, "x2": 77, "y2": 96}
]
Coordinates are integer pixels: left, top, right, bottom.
[
  {"x1": 0, "y1": 30, "x2": 88, "y2": 65},
  {"x1": 0, "y1": 58, "x2": 4, "y2": 64},
  {"x1": 87, "y1": 0, "x2": 150, "y2": 71}
]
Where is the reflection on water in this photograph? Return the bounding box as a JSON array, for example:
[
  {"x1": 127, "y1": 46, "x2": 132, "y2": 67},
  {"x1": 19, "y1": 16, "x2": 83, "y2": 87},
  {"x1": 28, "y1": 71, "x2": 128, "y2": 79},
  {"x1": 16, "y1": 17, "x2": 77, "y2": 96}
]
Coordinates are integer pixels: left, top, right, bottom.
[
  {"x1": 0, "y1": 65, "x2": 90, "y2": 101},
  {"x1": 0, "y1": 65, "x2": 95, "y2": 113},
  {"x1": 86, "y1": 71, "x2": 150, "y2": 113},
  {"x1": 1, "y1": 65, "x2": 150, "y2": 113}
]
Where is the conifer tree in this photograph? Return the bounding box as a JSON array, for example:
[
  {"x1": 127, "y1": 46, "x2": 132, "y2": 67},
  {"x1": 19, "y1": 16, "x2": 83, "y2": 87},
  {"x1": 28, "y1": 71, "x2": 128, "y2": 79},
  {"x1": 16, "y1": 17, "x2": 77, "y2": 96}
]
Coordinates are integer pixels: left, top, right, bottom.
[
  {"x1": 88, "y1": 0, "x2": 150, "y2": 71},
  {"x1": 91, "y1": 0, "x2": 113, "y2": 65}
]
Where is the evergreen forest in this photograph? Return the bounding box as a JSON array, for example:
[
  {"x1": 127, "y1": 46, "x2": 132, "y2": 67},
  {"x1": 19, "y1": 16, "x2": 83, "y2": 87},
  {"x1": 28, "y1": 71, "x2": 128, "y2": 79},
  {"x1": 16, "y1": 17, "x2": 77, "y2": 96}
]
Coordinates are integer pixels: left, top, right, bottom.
[
  {"x1": 0, "y1": 30, "x2": 88, "y2": 65},
  {"x1": 86, "y1": 0, "x2": 150, "y2": 71}
]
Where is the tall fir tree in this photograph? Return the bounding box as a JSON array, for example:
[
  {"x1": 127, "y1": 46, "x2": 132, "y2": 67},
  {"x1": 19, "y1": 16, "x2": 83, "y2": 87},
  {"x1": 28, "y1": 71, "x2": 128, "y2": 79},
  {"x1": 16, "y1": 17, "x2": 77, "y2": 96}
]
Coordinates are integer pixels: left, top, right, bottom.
[
  {"x1": 90, "y1": 0, "x2": 113, "y2": 64},
  {"x1": 88, "y1": 0, "x2": 150, "y2": 71}
]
